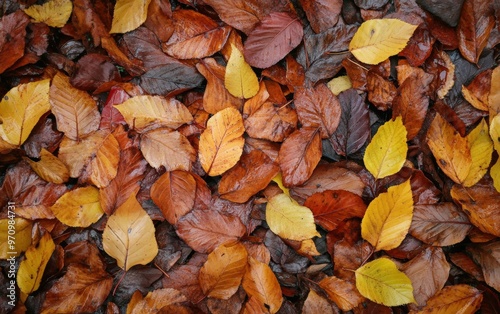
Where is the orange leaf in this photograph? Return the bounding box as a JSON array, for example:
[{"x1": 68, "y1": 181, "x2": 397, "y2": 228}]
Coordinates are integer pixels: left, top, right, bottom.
[
  {"x1": 24, "y1": 148, "x2": 69, "y2": 184},
  {"x1": 409, "y1": 284, "x2": 482, "y2": 314},
  {"x1": 319, "y1": 276, "x2": 364, "y2": 311},
  {"x1": 199, "y1": 107, "x2": 245, "y2": 176},
  {"x1": 127, "y1": 288, "x2": 187, "y2": 314},
  {"x1": 302, "y1": 290, "x2": 336, "y2": 314}
]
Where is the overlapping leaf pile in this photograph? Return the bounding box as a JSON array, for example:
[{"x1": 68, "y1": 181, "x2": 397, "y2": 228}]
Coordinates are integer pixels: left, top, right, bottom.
[{"x1": 0, "y1": 0, "x2": 500, "y2": 312}]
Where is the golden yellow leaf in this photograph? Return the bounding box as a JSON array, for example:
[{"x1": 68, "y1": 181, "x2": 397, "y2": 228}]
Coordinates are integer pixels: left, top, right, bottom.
[
  {"x1": 489, "y1": 66, "x2": 500, "y2": 117},
  {"x1": 110, "y1": 0, "x2": 152, "y2": 34},
  {"x1": 297, "y1": 239, "x2": 321, "y2": 257},
  {"x1": 50, "y1": 72, "x2": 100, "y2": 140},
  {"x1": 199, "y1": 107, "x2": 245, "y2": 176},
  {"x1": 25, "y1": 148, "x2": 69, "y2": 184},
  {"x1": 102, "y1": 193, "x2": 158, "y2": 271},
  {"x1": 462, "y1": 85, "x2": 488, "y2": 111},
  {"x1": 88, "y1": 132, "x2": 120, "y2": 188},
  {"x1": 327, "y1": 76, "x2": 352, "y2": 96},
  {"x1": 127, "y1": 288, "x2": 187, "y2": 314},
  {"x1": 199, "y1": 242, "x2": 248, "y2": 299},
  {"x1": 361, "y1": 180, "x2": 413, "y2": 251},
  {"x1": 242, "y1": 257, "x2": 283, "y2": 314},
  {"x1": 0, "y1": 218, "x2": 32, "y2": 259},
  {"x1": 266, "y1": 193, "x2": 320, "y2": 241},
  {"x1": 23, "y1": 0, "x2": 72, "y2": 28},
  {"x1": 17, "y1": 233, "x2": 55, "y2": 298},
  {"x1": 490, "y1": 114, "x2": 500, "y2": 153},
  {"x1": 271, "y1": 172, "x2": 290, "y2": 196},
  {"x1": 0, "y1": 79, "x2": 50, "y2": 146},
  {"x1": 349, "y1": 19, "x2": 418, "y2": 65},
  {"x1": 427, "y1": 113, "x2": 472, "y2": 184},
  {"x1": 225, "y1": 44, "x2": 259, "y2": 99},
  {"x1": 50, "y1": 186, "x2": 104, "y2": 228},
  {"x1": 319, "y1": 276, "x2": 364, "y2": 311},
  {"x1": 355, "y1": 258, "x2": 415, "y2": 306},
  {"x1": 113, "y1": 95, "x2": 193, "y2": 132},
  {"x1": 409, "y1": 284, "x2": 482, "y2": 314},
  {"x1": 491, "y1": 158, "x2": 500, "y2": 193},
  {"x1": 463, "y1": 119, "x2": 493, "y2": 187},
  {"x1": 363, "y1": 116, "x2": 408, "y2": 179}
]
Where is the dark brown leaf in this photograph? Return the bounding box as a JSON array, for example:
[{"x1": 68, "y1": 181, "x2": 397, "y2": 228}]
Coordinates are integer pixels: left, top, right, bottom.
[
  {"x1": 139, "y1": 63, "x2": 204, "y2": 97},
  {"x1": 162, "y1": 264, "x2": 205, "y2": 303},
  {"x1": 70, "y1": 53, "x2": 120, "y2": 91}
]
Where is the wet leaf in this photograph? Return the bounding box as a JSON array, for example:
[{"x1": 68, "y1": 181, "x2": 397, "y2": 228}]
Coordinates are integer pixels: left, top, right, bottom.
[
  {"x1": 361, "y1": 180, "x2": 413, "y2": 251},
  {"x1": 127, "y1": 288, "x2": 187, "y2": 314},
  {"x1": 25, "y1": 148, "x2": 69, "y2": 184},
  {"x1": 302, "y1": 290, "x2": 335, "y2": 314},
  {"x1": 489, "y1": 67, "x2": 500, "y2": 116},
  {"x1": 355, "y1": 258, "x2": 415, "y2": 306},
  {"x1": 299, "y1": 0, "x2": 342, "y2": 33},
  {"x1": 364, "y1": 116, "x2": 408, "y2": 179},
  {"x1": 0, "y1": 79, "x2": 50, "y2": 146},
  {"x1": 409, "y1": 284, "x2": 482, "y2": 314},
  {"x1": 102, "y1": 194, "x2": 158, "y2": 271},
  {"x1": 110, "y1": 0, "x2": 152, "y2": 34},
  {"x1": 349, "y1": 19, "x2": 418, "y2": 65},
  {"x1": 0, "y1": 218, "x2": 32, "y2": 259},
  {"x1": 225, "y1": 44, "x2": 259, "y2": 99},
  {"x1": 327, "y1": 75, "x2": 352, "y2": 96},
  {"x1": 139, "y1": 63, "x2": 204, "y2": 96},
  {"x1": 463, "y1": 119, "x2": 493, "y2": 187},
  {"x1": 319, "y1": 276, "x2": 364, "y2": 311},
  {"x1": 490, "y1": 114, "x2": 500, "y2": 153},
  {"x1": 50, "y1": 186, "x2": 104, "y2": 228},
  {"x1": 23, "y1": 0, "x2": 72, "y2": 28},
  {"x1": 467, "y1": 241, "x2": 500, "y2": 293},
  {"x1": 244, "y1": 101, "x2": 298, "y2": 142}
]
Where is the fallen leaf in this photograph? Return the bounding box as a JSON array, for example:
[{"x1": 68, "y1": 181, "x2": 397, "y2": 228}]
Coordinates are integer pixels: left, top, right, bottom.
[
  {"x1": 127, "y1": 288, "x2": 187, "y2": 314},
  {"x1": 225, "y1": 44, "x2": 259, "y2": 99},
  {"x1": 244, "y1": 101, "x2": 298, "y2": 142},
  {"x1": 199, "y1": 242, "x2": 248, "y2": 299},
  {"x1": 266, "y1": 193, "x2": 320, "y2": 241},
  {"x1": 299, "y1": 0, "x2": 341, "y2": 33},
  {"x1": 110, "y1": 0, "x2": 152, "y2": 34},
  {"x1": 17, "y1": 232, "x2": 55, "y2": 297},
  {"x1": 50, "y1": 72, "x2": 100, "y2": 140},
  {"x1": 491, "y1": 159, "x2": 500, "y2": 193},
  {"x1": 349, "y1": 19, "x2": 418, "y2": 65},
  {"x1": 467, "y1": 241, "x2": 500, "y2": 292},
  {"x1": 50, "y1": 186, "x2": 104, "y2": 228},
  {"x1": 361, "y1": 179, "x2": 413, "y2": 251},
  {"x1": 0, "y1": 79, "x2": 50, "y2": 146},
  {"x1": 327, "y1": 75, "x2": 352, "y2": 96},
  {"x1": 489, "y1": 67, "x2": 500, "y2": 116},
  {"x1": 0, "y1": 218, "x2": 32, "y2": 259},
  {"x1": 23, "y1": 0, "x2": 72, "y2": 28},
  {"x1": 302, "y1": 290, "x2": 335, "y2": 314},
  {"x1": 87, "y1": 131, "x2": 120, "y2": 188},
  {"x1": 24, "y1": 148, "x2": 69, "y2": 184},
  {"x1": 364, "y1": 116, "x2": 408, "y2": 179},
  {"x1": 102, "y1": 194, "x2": 158, "y2": 271},
  {"x1": 319, "y1": 276, "x2": 365, "y2": 311},
  {"x1": 409, "y1": 284, "x2": 482, "y2": 314},
  {"x1": 113, "y1": 95, "x2": 193, "y2": 132},
  {"x1": 490, "y1": 114, "x2": 500, "y2": 153},
  {"x1": 0, "y1": 11, "x2": 30, "y2": 74},
  {"x1": 355, "y1": 257, "x2": 415, "y2": 306},
  {"x1": 139, "y1": 62, "x2": 204, "y2": 96},
  {"x1": 243, "y1": 12, "x2": 303, "y2": 69},
  {"x1": 242, "y1": 257, "x2": 283, "y2": 314},
  {"x1": 463, "y1": 119, "x2": 493, "y2": 187},
  {"x1": 199, "y1": 107, "x2": 245, "y2": 176}
]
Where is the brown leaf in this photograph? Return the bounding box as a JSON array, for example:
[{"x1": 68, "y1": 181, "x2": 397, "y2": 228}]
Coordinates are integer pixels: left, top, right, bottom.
[
  {"x1": 162, "y1": 264, "x2": 205, "y2": 303},
  {"x1": 319, "y1": 276, "x2": 364, "y2": 311},
  {"x1": 409, "y1": 284, "x2": 482, "y2": 314},
  {"x1": 0, "y1": 11, "x2": 30, "y2": 74},
  {"x1": 41, "y1": 264, "x2": 112, "y2": 313},
  {"x1": 304, "y1": 190, "x2": 366, "y2": 232},
  {"x1": 151, "y1": 170, "x2": 196, "y2": 225},
  {"x1": 127, "y1": 288, "x2": 187, "y2": 314},
  {"x1": 70, "y1": 53, "x2": 120, "y2": 91},
  {"x1": 244, "y1": 101, "x2": 298, "y2": 142},
  {"x1": 299, "y1": 0, "x2": 341, "y2": 33},
  {"x1": 461, "y1": 69, "x2": 491, "y2": 111},
  {"x1": 87, "y1": 131, "x2": 120, "y2": 188},
  {"x1": 410, "y1": 203, "x2": 472, "y2": 246},
  {"x1": 467, "y1": 240, "x2": 500, "y2": 292},
  {"x1": 366, "y1": 71, "x2": 397, "y2": 111},
  {"x1": 302, "y1": 290, "x2": 336, "y2": 314},
  {"x1": 294, "y1": 84, "x2": 342, "y2": 139},
  {"x1": 457, "y1": 0, "x2": 495, "y2": 63},
  {"x1": 333, "y1": 239, "x2": 372, "y2": 282},
  {"x1": 164, "y1": 25, "x2": 231, "y2": 59},
  {"x1": 449, "y1": 252, "x2": 485, "y2": 282},
  {"x1": 401, "y1": 247, "x2": 450, "y2": 306},
  {"x1": 398, "y1": 25, "x2": 435, "y2": 67},
  {"x1": 176, "y1": 209, "x2": 246, "y2": 253},
  {"x1": 279, "y1": 128, "x2": 322, "y2": 187},
  {"x1": 219, "y1": 150, "x2": 279, "y2": 203},
  {"x1": 139, "y1": 62, "x2": 204, "y2": 96}
]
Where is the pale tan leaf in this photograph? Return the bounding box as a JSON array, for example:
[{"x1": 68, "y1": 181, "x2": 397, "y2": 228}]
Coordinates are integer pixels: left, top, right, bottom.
[{"x1": 302, "y1": 290, "x2": 335, "y2": 314}]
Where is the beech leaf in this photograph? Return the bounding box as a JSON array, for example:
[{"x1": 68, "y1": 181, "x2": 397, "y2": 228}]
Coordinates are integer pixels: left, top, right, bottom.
[
  {"x1": 327, "y1": 76, "x2": 352, "y2": 96},
  {"x1": 225, "y1": 44, "x2": 259, "y2": 99},
  {"x1": 110, "y1": 0, "x2": 152, "y2": 34},
  {"x1": 318, "y1": 276, "x2": 365, "y2": 311},
  {"x1": 0, "y1": 218, "x2": 32, "y2": 259},
  {"x1": 24, "y1": 148, "x2": 69, "y2": 184},
  {"x1": 127, "y1": 288, "x2": 187, "y2": 314},
  {"x1": 361, "y1": 179, "x2": 413, "y2": 251},
  {"x1": 102, "y1": 194, "x2": 158, "y2": 271},
  {"x1": 50, "y1": 186, "x2": 104, "y2": 228},
  {"x1": 463, "y1": 119, "x2": 493, "y2": 187},
  {"x1": 23, "y1": 0, "x2": 72, "y2": 28},
  {"x1": 409, "y1": 284, "x2": 482, "y2": 314},
  {"x1": 355, "y1": 258, "x2": 415, "y2": 306}
]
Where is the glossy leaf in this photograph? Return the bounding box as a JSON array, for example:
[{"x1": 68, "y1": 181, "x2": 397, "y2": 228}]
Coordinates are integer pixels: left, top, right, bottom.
[
  {"x1": 467, "y1": 241, "x2": 500, "y2": 293},
  {"x1": 23, "y1": 0, "x2": 72, "y2": 28},
  {"x1": 463, "y1": 119, "x2": 493, "y2": 187},
  {"x1": 225, "y1": 44, "x2": 259, "y2": 99},
  {"x1": 410, "y1": 285, "x2": 482, "y2": 314},
  {"x1": 491, "y1": 159, "x2": 500, "y2": 193},
  {"x1": 102, "y1": 194, "x2": 158, "y2": 271},
  {"x1": 361, "y1": 180, "x2": 413, "y2": 251},
  {"x1": 199, "y1": 107, "x2": 245, "y2": 176},
  {"x1": 110, "y1": 0, "x2": 152, "y2": 34},
  {"x1": 355, "y1": 258, "x2": 415, "y2": 306},
  {"x1": 0, "y1": 11, "x2": 30, "y2": 74},
  {"x1": 50, "y1": 186, "x2": 104, "y2": 228},
  {"x1": 0, "y1": 79, "x2": 50, "y2": 146},
  {"x1": 25, "y1": 148, "x2": 69, "y2": 184},
  {"x1": 364, "y1": 116, "x2": 408, "y2": 179},
  {"x1": 299, "y1": 0, "x2": 341, "y2": 33},
  {"x1": 349, "y1": 19, "x2": 418, "y2": 65}
]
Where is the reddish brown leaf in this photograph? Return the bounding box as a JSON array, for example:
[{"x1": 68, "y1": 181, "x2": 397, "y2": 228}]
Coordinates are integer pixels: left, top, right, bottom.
[
  {"x1": 294, "y1": 84, "x2": 342, "y2": 139},
  {"x1": 176, "y1": 209, "x2": 246, "y2": 253},
  {"x1": 70, "y1": 53, "x2": 120, "y2": 91},
  {"x1": 244, "y1": 12, "x2": 303, "y2": 69},
  {"x1": 279, "y1": 127, "x2": 322, "y2": 187},
  {"x1": 333, "y1": 239, "x2": 372, "y2": 282},
  {"x1": 99, "y1": 86, "x2": 129, "y2": 131},
  {"x1": 304, "y1": 190, "x2": 366, "y2": 232},
  {"x1": 244, "y1": 101, "x2": 298, "y2": 142},
  {"x1": 449, "y1": 252, "x2": 485, "y2": 281},
  {"x1": 0, "y1": 11, "x2": 30, "y2": 74},
  {"x1": 219, "y1": 150, "x2": 280, "y2": 203},
  {"x1": 467, "y1": 241, "x2": 500, "y2": 292},
  {"x1": 162, "y1": 264, "x2": 205, "y2": 304},
  {"x1": 299, "y1": 0, "x2": 342, "y2": 33},
  {"x1": 366, "y1": 71, "x2": 397, "y2": 111},
  {"x1": 319, "y1": 276, "x2": 364, "y2": 311},
  {"x1": 151, "y1": 170, "x2": 196, "y2": 225},
  {"x1": 398, "y1": 25, "x2": 435, "y2": 67}
]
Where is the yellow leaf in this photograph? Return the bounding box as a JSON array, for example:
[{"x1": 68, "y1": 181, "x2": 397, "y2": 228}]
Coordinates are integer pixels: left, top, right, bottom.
[
  {"x1": 361, "y1": 180, "x2": 413, "y2": 251},
  {"x1": 242, "y1": 257, "x2": 283, "y2": 314},
  {"x1": 88, "y1": 132, "x2": 120, "y2": 188},
  {"x1": 225, "y1": 44, "x2": 259, "y2": 99},
  {"x1": 110, "y1": 0, "x2": 152, "y2": 34},
  {"x1": 17, "y1": 233, "x2": 55, "y2": 298},
  {"x1": 50, "y1": 186, "x2": 104, "y2": 228},
  {"x1": 491, "y1": 158, "x2": 500, "y2": 193},
  {"x1": 349, "y1": 19, "x2": 418, "y2": 65},
  {"x1": 271, "y1": 172, "x2": 290, "y2": 196},
  {"x1": 410, "y1": 284, "x2": 482, "y2": 314},
  {"x1": 25, "y1": 148, "x2": 69, "y2": 184},
  {"x1": 427, "y1": 113, "x2": 472, "y2": 184},
  {"x1": 102, "y1": 193, "x2": 158, "y2": 271},
  {"x1": 297, "y1": 239, "x2": 321, "y2": 257},
  {"x1": 355, "y1": 258, "x2": 415, "y2": 306},
  {"x1": 463, "y1": 119, "x2": 493, "y2": 187},
  {"x1": 199, "y1": 242, "x2": 248, "y2": 299},
  {"x1": 113, "y1": 95, "x2": 193, "y2": 132},
  {"x1": 364, "y1": 116, "x2": 408, "y2": 179},
  {"x1": 327, "y1": 76, "x2": 352, "y2": 96},
  {"x1": 319, "y1": 276, "x2": 364, "y2": 311},
  {"x1": 489, "y1": 66, "x2": 500, "y2": 117},
  {"x1": 23, "y1": 0, "x2": 72, "y2": 28},
  {"x1": 0, "y1": 218, "x2": 32, "y2": 259},
  {"x1": 490, "y1": 114, "x2": 500, "y2": 153},
  {"x1": 0, "y1": 79, "x2": 50, "y2": 146},
  {"x1": 266, "y1": 193, "x2": 320, "y2": 241},
  {"x1": 199, "y1": 107, "x2": 245, "y2": 176}
]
